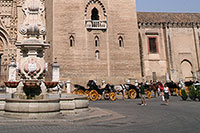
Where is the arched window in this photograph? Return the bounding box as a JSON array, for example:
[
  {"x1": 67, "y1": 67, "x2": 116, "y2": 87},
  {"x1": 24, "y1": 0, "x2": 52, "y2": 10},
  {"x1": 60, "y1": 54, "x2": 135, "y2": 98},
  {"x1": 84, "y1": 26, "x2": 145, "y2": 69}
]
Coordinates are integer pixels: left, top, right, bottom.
[
  {"x1": 118, "y1": 36, "x2": 124, "y2": 47},
  {"x1": 95, "y1": 36, "x2": 100, "y2": 47},
  {"x1": 91, "y1": 7, "x2": 99, "y2": 20},
  {"x1": 95, "y1": 50, "x2": 100, "y2": 60},
  {"x1": 69, "y1": 35, "x2": 75, "y2": 47}
]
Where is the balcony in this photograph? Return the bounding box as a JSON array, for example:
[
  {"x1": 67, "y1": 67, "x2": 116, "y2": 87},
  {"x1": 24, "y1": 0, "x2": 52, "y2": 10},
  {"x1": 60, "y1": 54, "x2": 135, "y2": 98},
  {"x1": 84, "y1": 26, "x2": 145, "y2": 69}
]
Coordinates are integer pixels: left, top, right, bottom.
[{"x1": 85, "y1": 20, "x2": 107, "y2": 30}]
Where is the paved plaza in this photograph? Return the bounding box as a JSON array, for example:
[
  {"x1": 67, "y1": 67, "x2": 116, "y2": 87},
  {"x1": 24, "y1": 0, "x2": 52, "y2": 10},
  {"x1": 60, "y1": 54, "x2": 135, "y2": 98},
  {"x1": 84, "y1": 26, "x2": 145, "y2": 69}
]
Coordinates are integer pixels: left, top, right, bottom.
[{"x1": 0, "y1": 96, "x2": 199, "y2": 133}]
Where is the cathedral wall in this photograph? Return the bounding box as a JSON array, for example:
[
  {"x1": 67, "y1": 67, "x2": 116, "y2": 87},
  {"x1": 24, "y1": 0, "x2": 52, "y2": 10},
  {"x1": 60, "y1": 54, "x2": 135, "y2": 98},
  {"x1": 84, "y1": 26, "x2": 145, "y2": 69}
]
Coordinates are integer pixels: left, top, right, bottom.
[
  {"x1": 169, "y1": 27, "x2": 199, "y2": 81},
  {"x1": 47, "y1": 0, "x2": 141, "y2": 85},
  {"x1": 139, "y1": 27, "x2": 168, "y2": 82}
]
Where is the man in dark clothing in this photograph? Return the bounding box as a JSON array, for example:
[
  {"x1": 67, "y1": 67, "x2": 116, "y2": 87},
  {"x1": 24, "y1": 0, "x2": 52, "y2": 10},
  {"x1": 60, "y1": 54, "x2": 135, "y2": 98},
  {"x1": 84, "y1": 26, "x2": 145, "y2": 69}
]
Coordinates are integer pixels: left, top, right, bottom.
[{"x1": 140, "y1": 83, "x2": 147, "y2": 106}]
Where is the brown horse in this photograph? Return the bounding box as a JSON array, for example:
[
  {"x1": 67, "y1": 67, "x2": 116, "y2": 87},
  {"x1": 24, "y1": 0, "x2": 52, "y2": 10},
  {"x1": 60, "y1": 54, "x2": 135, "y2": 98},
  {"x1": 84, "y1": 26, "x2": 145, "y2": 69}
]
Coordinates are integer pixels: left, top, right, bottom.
[{"x1": 148, "y1": 83, "x2": 158, "y2": 98}]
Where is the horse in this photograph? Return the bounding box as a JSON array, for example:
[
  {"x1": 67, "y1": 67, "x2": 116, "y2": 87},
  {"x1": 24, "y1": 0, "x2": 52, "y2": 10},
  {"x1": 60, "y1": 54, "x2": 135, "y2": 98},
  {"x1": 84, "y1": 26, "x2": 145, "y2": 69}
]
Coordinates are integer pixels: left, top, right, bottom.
[
  {"x1": 144, "y1": 82, "x2": 158, "y2": 98},
  {"x1": 73, "y1": 84, "x2": 87, "y2": 95}
]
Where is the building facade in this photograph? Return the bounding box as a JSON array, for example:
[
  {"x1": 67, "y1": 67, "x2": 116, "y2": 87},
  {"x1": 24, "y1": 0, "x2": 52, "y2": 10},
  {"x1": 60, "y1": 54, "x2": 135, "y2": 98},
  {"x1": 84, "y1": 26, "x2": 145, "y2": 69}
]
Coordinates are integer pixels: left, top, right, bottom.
[{"x1": 0, "y1": 0, "x2": 199, "y2": 85}]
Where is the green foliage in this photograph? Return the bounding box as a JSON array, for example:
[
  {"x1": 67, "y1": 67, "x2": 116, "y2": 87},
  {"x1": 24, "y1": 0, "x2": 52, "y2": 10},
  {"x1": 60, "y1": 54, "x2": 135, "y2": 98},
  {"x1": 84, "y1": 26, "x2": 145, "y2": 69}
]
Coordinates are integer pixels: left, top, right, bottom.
[
  {"x1": 181, "y1": 89, "x2": 188, "y2": 101},
  {"x1": 196, "y1": 86, "x2": 200, "y2": 101},
  {"x1": 189, "y1": 86, "x2": 196, "y2": 101}
]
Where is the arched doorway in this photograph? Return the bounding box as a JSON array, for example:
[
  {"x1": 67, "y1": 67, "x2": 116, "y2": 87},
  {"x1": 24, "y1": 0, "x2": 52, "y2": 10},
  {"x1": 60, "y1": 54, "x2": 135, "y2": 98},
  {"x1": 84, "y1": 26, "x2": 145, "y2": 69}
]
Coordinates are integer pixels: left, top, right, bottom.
[
  {"x1": 0, "y1": 29, "x2": 9, "y2": 83},
  {"x1": 0, "y1": 38, "x2": 3, "y2": 83},
  {"x1": 181, "y1": 60, "x2": 193, "y2": 81}
]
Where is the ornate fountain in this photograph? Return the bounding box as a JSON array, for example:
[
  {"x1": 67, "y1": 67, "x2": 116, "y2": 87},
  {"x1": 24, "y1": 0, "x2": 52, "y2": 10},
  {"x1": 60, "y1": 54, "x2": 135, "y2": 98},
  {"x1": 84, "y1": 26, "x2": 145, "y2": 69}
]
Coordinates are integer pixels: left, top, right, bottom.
[{"x1": 1, "y1": 0, "x2": 89, "y2": 119}]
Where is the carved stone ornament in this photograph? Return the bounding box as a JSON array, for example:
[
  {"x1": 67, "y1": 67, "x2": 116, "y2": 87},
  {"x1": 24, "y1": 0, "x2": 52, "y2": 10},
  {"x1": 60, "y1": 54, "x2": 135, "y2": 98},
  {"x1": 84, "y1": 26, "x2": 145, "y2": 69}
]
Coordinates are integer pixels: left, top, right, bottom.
[{"x1": 19, "y1": 0, "x2": 46, "y2": 36}]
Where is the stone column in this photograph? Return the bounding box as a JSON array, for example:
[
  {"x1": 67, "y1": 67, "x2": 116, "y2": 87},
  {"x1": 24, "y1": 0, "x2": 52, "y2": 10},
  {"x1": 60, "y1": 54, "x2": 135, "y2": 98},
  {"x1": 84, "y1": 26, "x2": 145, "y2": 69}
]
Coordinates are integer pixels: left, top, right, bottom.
[
  {"x1": 165, "y1": 73, "x2": 170, "y2": 82},
  {"x1": 6, "y1": 59, "x2": 17, "y2": 93},
  {"x1": 66, "y1": 80, "x2": 71, "y2": 94},
  {"x1": 52, "y1": 58, "x2": 60, "y2": 82},
  {"x1": 8, "y1": 59, "x2": 17, "y2": 81}
]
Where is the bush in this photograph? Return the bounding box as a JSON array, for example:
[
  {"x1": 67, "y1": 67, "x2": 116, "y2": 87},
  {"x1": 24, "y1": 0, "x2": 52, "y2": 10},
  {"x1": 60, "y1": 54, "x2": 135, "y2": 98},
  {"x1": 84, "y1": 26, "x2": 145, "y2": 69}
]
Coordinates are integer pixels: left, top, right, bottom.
[
  {"x1": 181, "y1": 89, "x2": 188, "y2": 101},
  {"x1": 189, "y1": 86, "x2": 196, "y2": 101},
  {"x1": 196, "y1": 86, "x2": 200, "y2": 101}
]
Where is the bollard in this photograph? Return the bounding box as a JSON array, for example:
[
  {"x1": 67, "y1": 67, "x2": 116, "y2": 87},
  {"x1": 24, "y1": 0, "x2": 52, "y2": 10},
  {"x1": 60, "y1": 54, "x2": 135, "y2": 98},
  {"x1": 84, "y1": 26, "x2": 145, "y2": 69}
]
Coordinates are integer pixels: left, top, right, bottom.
[{"x1": 66, "y1": 80, "x2": 71, "y2": 94}]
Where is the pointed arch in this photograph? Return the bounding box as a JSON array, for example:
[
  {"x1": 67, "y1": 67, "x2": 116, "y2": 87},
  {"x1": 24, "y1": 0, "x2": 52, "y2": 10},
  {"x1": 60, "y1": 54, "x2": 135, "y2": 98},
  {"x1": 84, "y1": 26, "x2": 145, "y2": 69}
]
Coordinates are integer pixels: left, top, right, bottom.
[
  {"x1": 95, "y1": 50, "x2": 100, "y2": 60},
  {"x1": 180, "y1": 59, "x2": 193, "y2": 80},
  {"x1": 118, "y1": 36, "x2": 124, "y2": 47},
  {"x1": 0, "y1": 27, "x2": 10, "y2": 46},
  {"x1": 85, "y1": 0, "x2": 107, "y2": 17},
  {"x1": 69, "y1": 35, "x2": 75, "y2": 47},
  {"x1": 91, "y1": 7, "x2": 99, "y2": 20},
  {"x1": 94, "y1": 36, "x2": 100, "y2": 47}
]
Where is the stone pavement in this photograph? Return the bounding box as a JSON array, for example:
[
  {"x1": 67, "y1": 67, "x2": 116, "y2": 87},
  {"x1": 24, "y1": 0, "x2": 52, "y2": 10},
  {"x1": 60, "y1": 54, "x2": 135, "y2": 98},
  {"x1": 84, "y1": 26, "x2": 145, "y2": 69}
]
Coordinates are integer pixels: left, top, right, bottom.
[{"x1": 0, "y1": 96, "x2": 199, "y2": 133}]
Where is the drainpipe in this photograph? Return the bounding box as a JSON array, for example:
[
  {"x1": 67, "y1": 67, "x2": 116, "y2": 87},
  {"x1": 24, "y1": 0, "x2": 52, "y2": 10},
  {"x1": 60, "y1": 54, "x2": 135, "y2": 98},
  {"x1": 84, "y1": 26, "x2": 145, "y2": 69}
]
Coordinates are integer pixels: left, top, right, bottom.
[{"x1": 192, "y1": 25, "x2": 200, "y2": 71}]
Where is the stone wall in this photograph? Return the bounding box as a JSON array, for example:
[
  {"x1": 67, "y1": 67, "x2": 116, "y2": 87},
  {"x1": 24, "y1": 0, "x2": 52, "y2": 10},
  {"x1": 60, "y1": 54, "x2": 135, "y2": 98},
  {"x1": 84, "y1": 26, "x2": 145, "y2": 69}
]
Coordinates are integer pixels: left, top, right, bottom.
[
  {"x1": 139, "y1": 23, "x2": 200, "y2": 82},
  {"x1": 45, "y1": 0, "x2": 141, "y2": 85}
]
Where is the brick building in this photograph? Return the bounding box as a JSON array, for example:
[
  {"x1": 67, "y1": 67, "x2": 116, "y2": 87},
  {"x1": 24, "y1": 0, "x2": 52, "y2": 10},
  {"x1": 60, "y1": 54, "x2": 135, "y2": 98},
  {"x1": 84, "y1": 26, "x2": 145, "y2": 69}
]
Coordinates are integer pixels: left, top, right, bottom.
[{"x1": 0, "y1": 0, "x2": 199, "y2": 85}]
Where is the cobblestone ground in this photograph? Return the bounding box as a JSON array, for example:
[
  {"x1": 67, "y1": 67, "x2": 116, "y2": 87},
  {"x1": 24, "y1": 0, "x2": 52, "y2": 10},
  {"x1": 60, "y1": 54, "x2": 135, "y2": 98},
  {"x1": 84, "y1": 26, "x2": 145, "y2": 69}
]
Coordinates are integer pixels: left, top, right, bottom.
[{"x1": 0, "y1": 96, "x2": 200, "y2": 133}]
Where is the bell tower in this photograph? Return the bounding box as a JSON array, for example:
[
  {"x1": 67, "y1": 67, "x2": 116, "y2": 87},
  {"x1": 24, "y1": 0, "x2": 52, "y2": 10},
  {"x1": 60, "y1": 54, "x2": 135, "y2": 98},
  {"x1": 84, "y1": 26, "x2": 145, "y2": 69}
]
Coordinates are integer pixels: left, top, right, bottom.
[{"x1": 45, "y1": 0, "x2": 141, "y2": 84}]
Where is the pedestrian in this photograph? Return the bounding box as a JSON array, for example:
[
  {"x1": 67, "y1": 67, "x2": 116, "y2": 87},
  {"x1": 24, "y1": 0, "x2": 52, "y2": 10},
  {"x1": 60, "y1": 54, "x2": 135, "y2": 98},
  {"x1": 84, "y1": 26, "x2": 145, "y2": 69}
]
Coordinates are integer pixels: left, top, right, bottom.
[
  {"x1": 163, "y1": 84, "x2": 170, "y2": 106},
  {"x1": 140, "y1": 83, "x2": 147, "y2": 106}
]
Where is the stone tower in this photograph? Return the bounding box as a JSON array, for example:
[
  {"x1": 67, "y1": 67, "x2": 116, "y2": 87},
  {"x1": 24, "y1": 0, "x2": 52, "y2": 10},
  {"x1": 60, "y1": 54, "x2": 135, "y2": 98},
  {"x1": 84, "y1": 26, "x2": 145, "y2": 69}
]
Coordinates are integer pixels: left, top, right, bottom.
[{"x1": 45, "y1": 0, "x2": 141, "y2": 85}]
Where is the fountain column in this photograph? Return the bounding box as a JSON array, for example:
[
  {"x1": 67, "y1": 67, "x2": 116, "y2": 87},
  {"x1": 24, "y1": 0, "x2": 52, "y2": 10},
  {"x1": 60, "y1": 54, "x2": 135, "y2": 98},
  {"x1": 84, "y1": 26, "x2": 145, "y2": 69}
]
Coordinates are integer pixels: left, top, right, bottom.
[{"x1": 52, "y1": 58, "x2": 60, "y2": 82}]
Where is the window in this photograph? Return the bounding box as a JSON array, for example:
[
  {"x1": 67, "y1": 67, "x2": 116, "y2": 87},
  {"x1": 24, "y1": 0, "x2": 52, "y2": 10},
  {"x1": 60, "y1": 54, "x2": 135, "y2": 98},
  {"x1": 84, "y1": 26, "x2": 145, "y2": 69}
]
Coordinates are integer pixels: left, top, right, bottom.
[
  {"x1": 69, "y1": 36, "x2": 75, "y2": 47},
  {"x1": 91, "y1": 7, "x2": 99, "y2": 20},
  {"x1": 152, "y1": 72, "x2": 157, "y2": 82},
  {"x1": 95, "y1": 36, "x2": 100, "y2": 47},
  {"x1": 118, "y1": 36, "x2": 124, "y2": 47},
  {"x1": 95, "y1": 50, "x2": 100, "y2": 60},
  {"x1": 148, "y1": 37, "x2": 158, "y2": 53}
]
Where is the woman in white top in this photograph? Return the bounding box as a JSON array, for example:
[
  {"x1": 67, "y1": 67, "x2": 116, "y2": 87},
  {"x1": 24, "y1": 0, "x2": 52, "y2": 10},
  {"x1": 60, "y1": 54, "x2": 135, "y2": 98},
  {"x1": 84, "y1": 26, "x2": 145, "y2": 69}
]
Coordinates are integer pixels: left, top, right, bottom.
[{"x1": 164, "y1": 84, "x2": 171, "y2": 106}]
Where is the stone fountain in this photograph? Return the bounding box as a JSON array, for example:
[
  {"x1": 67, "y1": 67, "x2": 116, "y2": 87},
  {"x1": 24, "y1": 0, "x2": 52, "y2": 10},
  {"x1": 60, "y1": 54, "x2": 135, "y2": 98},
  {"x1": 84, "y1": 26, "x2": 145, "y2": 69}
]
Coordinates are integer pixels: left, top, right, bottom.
[{"x1": 1, "y1": 0, "x2": 88, "y2": 119}]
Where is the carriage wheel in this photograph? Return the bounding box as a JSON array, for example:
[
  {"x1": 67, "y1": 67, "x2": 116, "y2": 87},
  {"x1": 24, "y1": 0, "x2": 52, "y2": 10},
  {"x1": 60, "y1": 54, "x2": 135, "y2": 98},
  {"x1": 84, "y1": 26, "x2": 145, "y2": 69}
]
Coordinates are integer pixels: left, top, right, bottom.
[
  {"x1": 124, "y1": 90, "x2": 129, "y2": 99},
  {"x1": 109, "y1": 92, "x2": 117, "y2": 101},
  {"x1": 147, "y1": 91, "x2": 152, "y2": 99},
  {"x1": 128, "y1": 89, "x2": 137, "y2": 100},
  {"x1": 104, "y1": 93, "x2": 110, "y2": 100},
  {"x1": 72, "y1": 90, "x2": 77, "y2": 95},
  {"x1": 77, "y1": 90, "x2": 85, "y2": 95},
  {"x1": 175, "y1": 88, "x2": 179, "y2": 96},
  {"x1": 89, "y1": 90, "x2": 99, "y2": 101},
  {"x1": 98, "y1": 94, "x2": 102, "y2": 100},
  {"x1": 84, "y1": 90, "x2": 90, "y2": 100},
  {"x1": 85, "y1": 90, "x2": 90, "y2": 95}
]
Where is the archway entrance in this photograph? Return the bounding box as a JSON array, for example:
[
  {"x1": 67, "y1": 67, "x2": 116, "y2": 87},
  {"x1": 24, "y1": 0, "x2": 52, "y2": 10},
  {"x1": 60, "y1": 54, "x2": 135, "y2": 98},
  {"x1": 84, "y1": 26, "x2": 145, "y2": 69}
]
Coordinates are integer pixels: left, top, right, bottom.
[
  {"x1": 181, "y1": 60, "x2": 193, "y2": 81},
  {"x1": 0, "y1": 38, "x2": 3, "y2": 84}
]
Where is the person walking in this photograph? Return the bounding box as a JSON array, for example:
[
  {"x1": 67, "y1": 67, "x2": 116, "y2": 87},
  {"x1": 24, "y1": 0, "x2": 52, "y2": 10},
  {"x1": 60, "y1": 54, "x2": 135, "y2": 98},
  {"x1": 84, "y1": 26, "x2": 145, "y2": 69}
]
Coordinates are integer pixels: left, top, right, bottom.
[
  {"x1": 163, "y1": 84, "x2": 170, "y2": 106},
  {"x1": 140, "y1": 83, "x2": 147, "y2": 106}
]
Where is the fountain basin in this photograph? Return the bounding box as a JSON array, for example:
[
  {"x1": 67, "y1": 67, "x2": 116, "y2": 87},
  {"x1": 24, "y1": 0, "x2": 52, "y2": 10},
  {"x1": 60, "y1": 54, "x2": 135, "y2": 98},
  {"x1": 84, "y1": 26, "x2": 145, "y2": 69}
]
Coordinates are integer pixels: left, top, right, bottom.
[
  {"x1": 23, "y1": 80, "x2": 41, "y2": 89},
  {"x1": 44, "y1": 81, "x2": 58, "y2": 88},
  {"x1": 5, "y1": 99, "x2": 60, "y2": 113},
  {"x1": 0, "y1": 95, "x2": 89, "y2": 119},
  {"x1": 4, "y1": 81, "x2": 19, "y2": 88}
]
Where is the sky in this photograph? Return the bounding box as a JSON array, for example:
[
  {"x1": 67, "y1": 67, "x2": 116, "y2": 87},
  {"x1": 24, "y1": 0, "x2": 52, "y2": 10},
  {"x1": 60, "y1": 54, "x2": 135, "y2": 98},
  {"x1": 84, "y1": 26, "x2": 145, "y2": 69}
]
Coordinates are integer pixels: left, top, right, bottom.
[{"x1": 136, "y1": 0, "x2": 200, "y2": 13}]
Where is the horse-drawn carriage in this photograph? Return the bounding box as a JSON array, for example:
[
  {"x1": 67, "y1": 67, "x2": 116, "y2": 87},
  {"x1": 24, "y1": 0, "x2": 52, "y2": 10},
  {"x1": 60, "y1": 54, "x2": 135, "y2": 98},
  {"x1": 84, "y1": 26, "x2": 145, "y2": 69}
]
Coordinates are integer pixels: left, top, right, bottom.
[
  {"x1": 184, "y1": 81, "x2": 194, "y2": 94},
  {"x1": 72, "y1": 80, "x2": 139, "y2": 101},
  {"x1": 72, "y1": 80, "x2": 117, "y2": 101},
  {"x1": 165, "y1": 81, "x2": 180, "y2": 96},
  {"x1": 114, "y1": 84, "x2": 139, "y2": 100}
]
